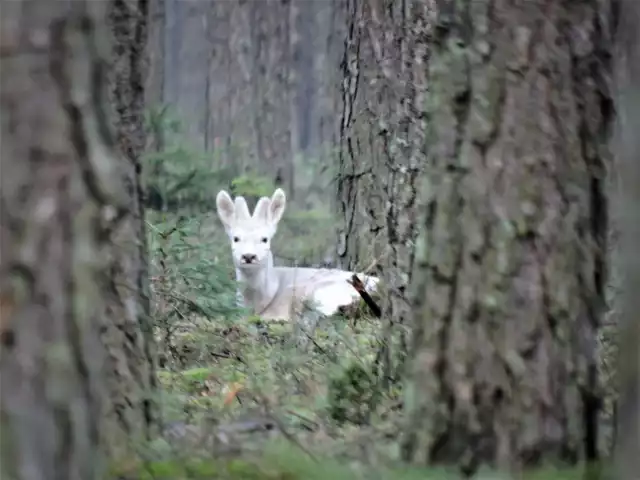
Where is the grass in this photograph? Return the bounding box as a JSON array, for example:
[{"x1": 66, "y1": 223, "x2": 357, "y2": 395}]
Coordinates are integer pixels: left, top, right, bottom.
[
  {"x1": 145, "y1": 202, "x2": 406, "y2": 477},
  {"x1": 111, "y1": 439, "x2": 614, "y2": 480},
  {"x1": 142, "y1": 130, "x2": 619, "y2": 479},
  {"x1": 141, "y1": 207, "x2": 618, "y2": 480}
]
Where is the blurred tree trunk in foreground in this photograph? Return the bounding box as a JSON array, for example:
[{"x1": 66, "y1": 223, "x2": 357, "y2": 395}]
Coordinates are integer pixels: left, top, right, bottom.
[
  {"x1": 107, "y1": 0, "x2": 158, "y2": 446},
  {"x1": 402, "y1": 0, "x2": 614, "y2": 475},
  {"x1": 0, "y1": 1, "x2": 154, "y2": 478},
  {"x1": 613, "y1": 0, "x2": 640, "y2": 476}
]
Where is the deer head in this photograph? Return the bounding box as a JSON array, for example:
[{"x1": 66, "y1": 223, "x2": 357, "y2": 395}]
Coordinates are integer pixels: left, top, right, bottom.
[{"x1": 215, "y1": 188, "x2": 287, "y2": 272}]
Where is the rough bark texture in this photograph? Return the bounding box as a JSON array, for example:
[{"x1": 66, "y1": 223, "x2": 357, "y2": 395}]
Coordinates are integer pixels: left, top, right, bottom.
[
  {"x1": 336, "y1": 0, "x2": 432, "y2": 382},
  {"x1": 613, "y1": 0, "x2": 640, "y2": 476},
  {"x1": 106, "y1": 0, "x2": 157, "y2": 444},
  {"x1": 402, "y1": 0, "x2": 614, "y2": 474},
  {"x1": 0, "y1": 1, "x2": 132, "y2": 478}
]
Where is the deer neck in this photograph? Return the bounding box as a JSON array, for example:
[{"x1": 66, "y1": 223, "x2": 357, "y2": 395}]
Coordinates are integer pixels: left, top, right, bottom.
[{"x1": 235, "y1": 252, "x2": 280, "y2": 315}]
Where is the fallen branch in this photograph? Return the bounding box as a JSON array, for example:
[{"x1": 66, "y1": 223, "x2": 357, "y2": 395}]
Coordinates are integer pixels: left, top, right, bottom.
[{"x1": 347, "y1": 274, "x2": 382, "y2": 318}]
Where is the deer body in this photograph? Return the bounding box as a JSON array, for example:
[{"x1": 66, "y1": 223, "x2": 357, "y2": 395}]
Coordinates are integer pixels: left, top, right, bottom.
[{"x1": 216, "y1": 189, "x2": 379, "y2": 322}]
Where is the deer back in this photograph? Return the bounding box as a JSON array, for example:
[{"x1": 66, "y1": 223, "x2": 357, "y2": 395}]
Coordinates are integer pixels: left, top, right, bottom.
[{"x1": 258, "y1": 267, "x2": 379, "y2": 321}]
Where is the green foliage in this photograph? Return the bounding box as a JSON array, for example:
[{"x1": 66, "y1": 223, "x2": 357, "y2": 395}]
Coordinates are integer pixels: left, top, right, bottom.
[
  {"x1": 108, "y1": 439, "x2": 612, "y2": 480},
  {"x1": 145, "y1": 104, "x2": 182, "y2": 144},
  {"x1": 142, "y1": 106, "x2": 618, "y2": 479},
  {"x1": 145, "y1": 144, "x2": 231, "y2": 210},
  {"x1": 147, "y1": 210, "x2": 245, "y2": 372},
  {"x1": 180, "y1": 366, "x2": 217, "y2": 384},
  {"x1": 144, "y1": 105, "x2": 237, "y2": 213},
  {"x1": 231, "y1": 173, "x2": 276, "y2": 199},
  {"x1": 327, "y1": 361, "x2": 381, "y2": 426},
  {"x1": 148, "y1": 214, "x2": 241, "y2": 317}
]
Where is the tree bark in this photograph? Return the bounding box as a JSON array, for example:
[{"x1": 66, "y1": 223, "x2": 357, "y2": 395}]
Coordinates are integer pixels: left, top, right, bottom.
[
  {"x1": 0, "y1": 1, "x2": 135, "y2": 478},
  {"x1": 402, "y1": 0, "x2": 614, "y2": 475},
  {"x1": 106, "y1": 0, "x2": 157, "y2": 445},
  {"x1": 336, "y1": 0, "x2": 366, "y2": 272},
  {"x1": 336, "y1": 0, "x2": 431, "y2": 383}
]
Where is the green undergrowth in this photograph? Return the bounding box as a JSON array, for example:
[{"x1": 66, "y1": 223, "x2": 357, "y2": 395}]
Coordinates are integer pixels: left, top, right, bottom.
[
  {"x1": 142, "y1": 109, "x2": 618, "y2": 478},
  {"x1": 146, "y1": 206, "x2": 614, "y2": 480},
  {"x1": 147, "y1": 295, "x2": 614, "y2": 480},
  {"x1": 155, "y1": 311, "x2": 392, "y2": 434},
  {"x1": 109, "y1": 439, "x2": 613, "y2": 480},
  {"x1": 146, "y1": 206, "x2": 614, "y2": 479},
  {"x1": 148, "y1": 204, "x2": 397, "y2": 473}
]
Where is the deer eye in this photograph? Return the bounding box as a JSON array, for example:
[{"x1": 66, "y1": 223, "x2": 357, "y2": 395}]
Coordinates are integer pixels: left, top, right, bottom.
[
  {"x1": 233, "y1": 236, "x2": 240, "y2": 243},
  {"x1": 261, "y1": 237, "x2": 268, "y2": 243}
]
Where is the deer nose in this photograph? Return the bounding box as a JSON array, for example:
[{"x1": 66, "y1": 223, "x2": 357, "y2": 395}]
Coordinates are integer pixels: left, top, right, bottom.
[{"x1": 241, "y1": 253, "x2": 257, "y2": 264}]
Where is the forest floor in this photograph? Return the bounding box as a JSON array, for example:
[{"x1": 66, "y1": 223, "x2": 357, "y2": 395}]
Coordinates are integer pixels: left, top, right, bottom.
[
  {"x1": 124, "y1": 207, "x2": 615, "y2": 480},
  {"x1": 124, "y1": 314, "x2": 605, "y2": 480}
]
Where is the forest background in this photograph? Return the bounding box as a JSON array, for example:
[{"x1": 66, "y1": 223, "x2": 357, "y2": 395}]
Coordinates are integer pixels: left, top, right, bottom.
[{"x1": 1, "y1": 1, "x2": 639, "y2": 479}]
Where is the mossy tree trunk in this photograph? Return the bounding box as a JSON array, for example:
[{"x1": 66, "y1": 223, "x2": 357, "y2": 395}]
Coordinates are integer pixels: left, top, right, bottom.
[
  {"x1": 0, "y1": 1, "x2": 155, "y2": 477},
  {"x1": 402, "y1": 0, "x2": 614, "y2": 475}
]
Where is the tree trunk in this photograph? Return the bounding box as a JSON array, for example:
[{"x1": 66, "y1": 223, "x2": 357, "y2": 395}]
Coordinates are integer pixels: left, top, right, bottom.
[
  {"x1": 336, "y1": 0, "x2": 367, "y2": 272},
  {"x1": 145, "y1": 0, "x2": 165, "y2": 112},
  {"x1": 0, "y1": 1, "x2": 138, "y2": 478},
  {"x1": 402, "y1": 0, "x2": 614, "y2": 475},
  {"x1": 613, "y1": 0, "x2": 640, "y2": 476},
  {"x1": 246, "y1": 0, "x2": 295, "y2": 197},
  {"x1": 163, "y1": 0, "x2": 182, "y2": 114},
  {"x1": 106, "y1": 0, "x2": 157, "y2": 447},
  {"x1": 336, "y1": 0, "x2": 431, "y2": 384}
]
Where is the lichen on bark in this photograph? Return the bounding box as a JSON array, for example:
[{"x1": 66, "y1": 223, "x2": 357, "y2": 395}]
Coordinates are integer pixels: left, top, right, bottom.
[{"x1": 402, "y1": 0, "x2": 614, "y2": 474}]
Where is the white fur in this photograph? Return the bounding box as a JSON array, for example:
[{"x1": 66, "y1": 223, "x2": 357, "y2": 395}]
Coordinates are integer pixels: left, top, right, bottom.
[{"x1": 215, "y1": 188, "x2": 379, "y2": 321}]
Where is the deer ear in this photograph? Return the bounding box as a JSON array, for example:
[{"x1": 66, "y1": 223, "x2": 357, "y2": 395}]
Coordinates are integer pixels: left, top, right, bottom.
[
  {"x1": 269, "y1": 188, "x2": 286, "y2": 226},
  {"x1": 216, "y1": 190, "x2": 235, "y2": 228},
  {"x1": 253, "y1": 197, "x2": 271, "y2": 222},
  {"x1": 234, "y1": 196, "x2": 251, "y2": 221}
]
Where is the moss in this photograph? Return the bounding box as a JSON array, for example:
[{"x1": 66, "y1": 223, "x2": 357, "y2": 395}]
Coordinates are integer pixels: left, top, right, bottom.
[
  {"x1": 180, "y1": 367, "x2": 217, "y2": 383},
  {"x1": 327, "y1": 361, "x2": 380, "y2": 425},
  {"x1": 107, "y1": 445, "x2": 612, "y2": 480}
]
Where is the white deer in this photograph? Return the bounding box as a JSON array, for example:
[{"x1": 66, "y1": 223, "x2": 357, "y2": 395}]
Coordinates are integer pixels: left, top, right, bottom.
[{"x1": 215, "y1": 188, "x2": 379, "y2": 322}]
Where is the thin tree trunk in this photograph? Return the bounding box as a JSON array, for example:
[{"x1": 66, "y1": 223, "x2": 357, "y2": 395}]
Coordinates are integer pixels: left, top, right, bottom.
[
  {"x1": 246, "y1": 0, "x2": 295, "y2": 197},
  {"x1": 145, "y1": 0, "x2": 164, "y2": 111},
  {"x1": 402, "y1": 0, "x2": 614, "y2": 475},
  {"x1": 163, "y1": 0, "x2": 181, "y2": 108},
  {"x1": 296, "y1": 0, "x2": 314, "y2": 154},
  {"x1": 0, "y1": 1, "x2": 134, "y2": 478}
]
